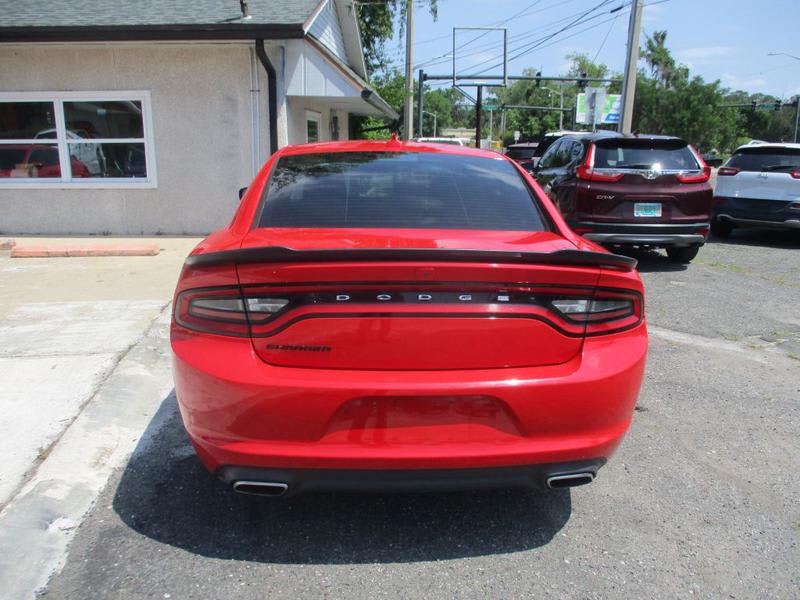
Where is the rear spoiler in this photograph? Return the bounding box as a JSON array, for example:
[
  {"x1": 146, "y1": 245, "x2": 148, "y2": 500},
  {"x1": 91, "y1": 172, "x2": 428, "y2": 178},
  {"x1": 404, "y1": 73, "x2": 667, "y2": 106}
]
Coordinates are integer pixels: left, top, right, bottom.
[{"x1": 186, "y1": 247, "x2": 637, "y2": 271}]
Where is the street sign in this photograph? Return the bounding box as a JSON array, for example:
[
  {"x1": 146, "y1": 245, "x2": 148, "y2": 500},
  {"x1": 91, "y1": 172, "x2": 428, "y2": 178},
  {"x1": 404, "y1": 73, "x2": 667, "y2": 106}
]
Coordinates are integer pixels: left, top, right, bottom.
[
  {"x1": 576, "y1": 91, "x2": 621, "y2": 125},
  {"x1": 513, "y1": 130, "x2": 521, "y2": 142}
]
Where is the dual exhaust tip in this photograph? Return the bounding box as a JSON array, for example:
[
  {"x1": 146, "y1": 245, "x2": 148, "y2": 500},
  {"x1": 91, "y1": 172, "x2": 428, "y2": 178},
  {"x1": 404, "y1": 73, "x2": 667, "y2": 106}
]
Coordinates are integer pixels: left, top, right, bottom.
[
  {"x1": 231, "y1": 472, "x2": 595, "y2": 496},
  {"x1": 232, "y1": 480, "x2": 289, "y2": 497}
]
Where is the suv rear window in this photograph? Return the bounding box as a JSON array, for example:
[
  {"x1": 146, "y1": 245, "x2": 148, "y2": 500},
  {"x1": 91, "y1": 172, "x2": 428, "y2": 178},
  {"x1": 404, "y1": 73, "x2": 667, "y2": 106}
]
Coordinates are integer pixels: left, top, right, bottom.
[
  {"x1": 594, "y1": 139, "x2": 699, "y2": 170},
  {"x1": 506, "y1": 147, "x2": 537, "y2": 160},
  {"x1": 726, "y1": 147, "x2": 800, "y2": 173},
  {"x1": 257, "y1": 152, "x2": 546, "y2": 231}
]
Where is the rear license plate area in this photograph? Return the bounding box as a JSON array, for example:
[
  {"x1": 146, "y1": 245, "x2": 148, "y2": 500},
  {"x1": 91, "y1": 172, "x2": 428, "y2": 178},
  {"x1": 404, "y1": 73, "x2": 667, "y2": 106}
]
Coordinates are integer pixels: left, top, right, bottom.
[{"x1": 634, "y1": 202, "x2": 662, "y2": 217}]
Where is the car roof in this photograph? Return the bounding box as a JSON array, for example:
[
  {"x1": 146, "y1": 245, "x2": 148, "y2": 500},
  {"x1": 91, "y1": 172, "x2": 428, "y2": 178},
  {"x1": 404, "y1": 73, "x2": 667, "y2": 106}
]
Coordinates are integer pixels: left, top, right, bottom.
[
  {"x1": 277, "y1": 138, "x2": 504, "y2": 159},
  {"x1": 507, "y1": 143, "x2": 539, "y2": 148},
  {"x1": 733, "y1": 142, "x2": 800, "y2": 152}
]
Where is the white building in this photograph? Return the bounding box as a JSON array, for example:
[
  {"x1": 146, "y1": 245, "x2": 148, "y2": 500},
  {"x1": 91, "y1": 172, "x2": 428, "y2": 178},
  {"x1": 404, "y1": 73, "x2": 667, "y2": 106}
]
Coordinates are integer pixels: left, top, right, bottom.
[{"x1": 0, "y1": 0, "x2": 395, "y2": 234}]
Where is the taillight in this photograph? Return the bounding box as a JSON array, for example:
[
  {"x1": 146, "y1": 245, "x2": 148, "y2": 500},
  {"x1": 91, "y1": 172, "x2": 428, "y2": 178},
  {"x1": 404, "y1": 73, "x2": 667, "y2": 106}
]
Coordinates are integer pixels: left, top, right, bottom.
[
  {"x1": 175, "y1": 287, "x2": 289, "y2": 336},
  {"x1": 677, "y1": 145, "x2": 711, "y2": 183},
  {"x1": 717, "y1": 166, "x2": 740, "y2": 176},
  {"x1": 549, "y1": 290, "x2": 642, "y2": 335},
  {"x1": 676, "y1": 165, "x2": 711, "y2": 183},
  {"x1": 576, "y1": 144, "x2": 625, "y2": 182},
  {"x1": 791, "y1": 170, "x2": 800, "y2": 179}
]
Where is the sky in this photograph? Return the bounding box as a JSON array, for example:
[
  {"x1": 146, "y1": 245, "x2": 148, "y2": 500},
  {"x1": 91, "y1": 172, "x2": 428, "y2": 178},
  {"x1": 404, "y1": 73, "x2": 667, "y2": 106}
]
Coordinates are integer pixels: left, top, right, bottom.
[{"x1": 383, "y1": 0, "x2": 800, "y2": 99}]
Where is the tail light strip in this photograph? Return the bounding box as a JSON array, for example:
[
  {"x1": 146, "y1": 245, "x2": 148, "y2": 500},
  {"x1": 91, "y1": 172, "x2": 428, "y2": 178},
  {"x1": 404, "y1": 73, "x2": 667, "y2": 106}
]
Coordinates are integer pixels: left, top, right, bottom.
[{"x1": 175, "y1": 284, "x2": 643, "y2": 339}]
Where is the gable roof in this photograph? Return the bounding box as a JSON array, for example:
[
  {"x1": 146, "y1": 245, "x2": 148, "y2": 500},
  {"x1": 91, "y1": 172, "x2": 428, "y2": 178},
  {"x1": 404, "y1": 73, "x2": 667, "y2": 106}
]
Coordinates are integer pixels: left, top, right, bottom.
[{"x1": 0, "y1": 0, "x2": 323, "y2": 42}]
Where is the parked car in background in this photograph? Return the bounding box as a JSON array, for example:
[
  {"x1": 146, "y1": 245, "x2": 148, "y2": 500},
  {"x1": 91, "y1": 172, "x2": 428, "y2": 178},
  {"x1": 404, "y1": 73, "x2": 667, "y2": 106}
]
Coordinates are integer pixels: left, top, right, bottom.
[
  {"x1": 171, "y1": 138, "x2": 647, "y2": 497},
  {"x1": 711, "y1": 142, "x2": 800, "y2": 236},
  {"x1": 505, "y1": 142, "x2": 539, "y2": 173},
  {"x1": 35, "y1": 128, "x2": 105, "y2": 176},
  {"x1": 413, "y1": 137, "x2": 465, "y2": 146},
  {"x1": 533, "y1": 132, "x2": 713, "y2": 263},
  {"x1": 0, "y1": 144, "x2": 90, "y2": 178},
  {"x1": 701, "y1": 152, "x2": 724, "y2": 168}
]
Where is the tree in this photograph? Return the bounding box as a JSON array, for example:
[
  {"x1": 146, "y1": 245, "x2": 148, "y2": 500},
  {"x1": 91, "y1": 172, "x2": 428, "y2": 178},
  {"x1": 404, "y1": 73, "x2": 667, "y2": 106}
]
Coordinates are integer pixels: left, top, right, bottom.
[{"x1": 356, "y1": 1, "x2": 438, "y2": 78}]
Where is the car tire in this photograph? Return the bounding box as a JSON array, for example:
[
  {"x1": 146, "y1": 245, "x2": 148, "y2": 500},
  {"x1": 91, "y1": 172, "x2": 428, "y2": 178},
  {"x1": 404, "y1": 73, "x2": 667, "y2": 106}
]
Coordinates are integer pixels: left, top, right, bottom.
[
  {"x1": 666, "y1": 244, "x2": 701, "y2": 264},
  {"x1": 711, "y1": 219, "x2": 733, "y2": 238}
]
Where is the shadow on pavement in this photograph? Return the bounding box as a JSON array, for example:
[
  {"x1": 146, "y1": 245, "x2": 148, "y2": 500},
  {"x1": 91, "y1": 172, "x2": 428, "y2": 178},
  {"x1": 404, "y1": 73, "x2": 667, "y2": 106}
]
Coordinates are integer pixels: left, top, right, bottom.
[
  {"x1": 616, "y1": 248, "x2": 689, "y2": 273},
  {"x1": 113, "y1": 392, "x2": 572, "y2": 564},
  {"x1": 706, "y1": 229, "x2": 800, "y2": 249}
]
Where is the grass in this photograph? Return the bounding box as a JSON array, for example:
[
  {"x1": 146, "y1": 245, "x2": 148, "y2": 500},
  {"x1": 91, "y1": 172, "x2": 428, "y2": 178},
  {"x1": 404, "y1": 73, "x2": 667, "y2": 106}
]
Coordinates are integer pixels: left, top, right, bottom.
[{"x1": 36, "y1": 445, "x2": 52, "y2": 461}]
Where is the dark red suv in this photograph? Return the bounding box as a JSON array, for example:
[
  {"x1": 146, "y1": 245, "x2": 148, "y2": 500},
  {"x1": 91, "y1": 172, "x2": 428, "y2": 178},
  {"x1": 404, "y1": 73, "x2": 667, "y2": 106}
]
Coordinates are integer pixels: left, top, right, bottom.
[{"x1": 533, "y1": 132, "x2": 713, "y2": 263}]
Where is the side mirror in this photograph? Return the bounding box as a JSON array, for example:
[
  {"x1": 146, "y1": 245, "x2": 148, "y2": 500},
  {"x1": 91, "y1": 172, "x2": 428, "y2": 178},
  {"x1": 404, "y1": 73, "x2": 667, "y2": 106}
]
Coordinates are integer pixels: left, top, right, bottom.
[{"x1": 238, "y1": 186, "x2": 248, "y2": 200}]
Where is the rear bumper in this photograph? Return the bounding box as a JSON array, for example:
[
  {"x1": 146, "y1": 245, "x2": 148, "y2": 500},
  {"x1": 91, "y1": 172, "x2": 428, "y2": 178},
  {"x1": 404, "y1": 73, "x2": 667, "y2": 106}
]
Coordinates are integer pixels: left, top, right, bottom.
[
  {"x1": 172, "y1": 324, "x2": 647, "y2": 477},
  {"x1": 713, "y1": 197, "x2": 800, "y2": 230},
  {"x1": 573, "y1": 221, "x2": 708, "y2": 247},
  {"x1": 715, "y1": 213, "x2": 800, "y2": 230},
  {"x1": 218, "y1": 460, "x2": 605, "y2": 496}
]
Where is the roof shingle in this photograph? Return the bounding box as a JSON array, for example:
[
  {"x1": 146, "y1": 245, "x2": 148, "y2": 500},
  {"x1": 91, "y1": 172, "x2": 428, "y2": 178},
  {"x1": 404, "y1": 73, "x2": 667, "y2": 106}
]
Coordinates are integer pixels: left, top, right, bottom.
[{"x1": 0, "y1": 0, "x2": 321, "y2": 29}]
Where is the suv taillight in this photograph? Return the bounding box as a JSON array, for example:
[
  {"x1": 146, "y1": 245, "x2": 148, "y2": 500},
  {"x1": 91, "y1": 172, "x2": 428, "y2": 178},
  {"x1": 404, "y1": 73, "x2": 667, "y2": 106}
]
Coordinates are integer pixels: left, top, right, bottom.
[
  {"x1": 791, "y1": 169, "x2": 800, "y2": 179},
  {"x1": 576, "y1": 144, "x2": 624, "y2": 182},
  {"x1": 677, "y1": 146, "x2": 712, "y2": 183},
  {"x1": 174, "y1": 287, "x2": 289, "y2": 336},
  {"x1": 717, "y1": 167, "x2": 740, "y2": 176}
]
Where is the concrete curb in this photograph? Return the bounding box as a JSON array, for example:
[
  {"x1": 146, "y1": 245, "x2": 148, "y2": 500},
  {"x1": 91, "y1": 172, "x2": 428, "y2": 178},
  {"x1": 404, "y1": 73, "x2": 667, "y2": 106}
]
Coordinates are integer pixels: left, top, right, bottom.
[
  {"x1": 0, "y1": 238, "x2": 16, "y2": 250},
  {"x1": 11, "y1": 244, "x2": 160, "y2": 258}
]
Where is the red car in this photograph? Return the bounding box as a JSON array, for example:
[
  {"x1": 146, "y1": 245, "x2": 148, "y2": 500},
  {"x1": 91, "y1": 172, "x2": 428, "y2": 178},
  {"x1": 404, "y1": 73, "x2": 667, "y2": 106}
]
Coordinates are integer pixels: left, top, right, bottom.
[
  {"x1": 171, "y1": 138, "x2": 648, "y2": 497},
  {"x1": 0, "y1": 144, "x2": 91, "y2": 178}
]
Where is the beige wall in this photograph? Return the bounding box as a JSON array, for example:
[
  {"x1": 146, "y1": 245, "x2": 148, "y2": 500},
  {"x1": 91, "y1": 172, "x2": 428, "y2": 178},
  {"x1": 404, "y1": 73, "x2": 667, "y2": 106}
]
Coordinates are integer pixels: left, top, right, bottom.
[{"x1": 0, "y1": 43, "x2": 269, "y2": 234}]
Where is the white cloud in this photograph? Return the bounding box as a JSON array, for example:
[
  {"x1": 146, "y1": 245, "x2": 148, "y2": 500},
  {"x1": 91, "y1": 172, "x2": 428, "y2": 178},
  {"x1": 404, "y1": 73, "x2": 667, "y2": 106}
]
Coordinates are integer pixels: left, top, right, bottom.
[
  {"x1": 721, "y1": 73, "x2": 768, "y2": 90},
  {"x1": 676, "y1": 46, "x2": 736, "y2": 62}
]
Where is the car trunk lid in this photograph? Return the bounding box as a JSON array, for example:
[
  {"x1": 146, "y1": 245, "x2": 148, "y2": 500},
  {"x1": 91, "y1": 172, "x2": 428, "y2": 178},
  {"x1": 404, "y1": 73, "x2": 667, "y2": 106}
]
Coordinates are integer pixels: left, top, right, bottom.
[{"x1": 197, "y1": 229, "x2": 635, "y2": 371}]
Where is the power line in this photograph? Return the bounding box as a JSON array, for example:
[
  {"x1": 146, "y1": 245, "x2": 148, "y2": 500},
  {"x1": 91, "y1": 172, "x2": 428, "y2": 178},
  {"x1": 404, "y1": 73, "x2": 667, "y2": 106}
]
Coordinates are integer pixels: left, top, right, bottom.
[
  {"x1": 416, "y1": 1, "x2": 624, "y2": 71},
  {"x1": 463, "y1": 0, "x2": 621, "y2": 77}
]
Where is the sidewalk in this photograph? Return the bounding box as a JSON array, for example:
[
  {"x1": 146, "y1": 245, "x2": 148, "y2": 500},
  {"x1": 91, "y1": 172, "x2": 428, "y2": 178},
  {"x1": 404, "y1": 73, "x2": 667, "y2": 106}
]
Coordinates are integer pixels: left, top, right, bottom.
[{"x1": 0, "y1": 236, "x2": 200, "y2": 507}]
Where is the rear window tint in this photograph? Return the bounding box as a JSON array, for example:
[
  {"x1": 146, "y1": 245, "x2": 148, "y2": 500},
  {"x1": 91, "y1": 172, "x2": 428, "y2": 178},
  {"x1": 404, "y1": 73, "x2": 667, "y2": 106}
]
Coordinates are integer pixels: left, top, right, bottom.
[
  {"x1": 726, "y1": 147, "x2": 800, "y2": 172},
  {"x1": 257, "y1": 152, "x2": 547, "y2": 231},
  {"x1": 594, "y1": 142, "x2": 699, "y2": 170},
  {"x1": 506, "y1": 147, "x2": 537, "y2": 159}
]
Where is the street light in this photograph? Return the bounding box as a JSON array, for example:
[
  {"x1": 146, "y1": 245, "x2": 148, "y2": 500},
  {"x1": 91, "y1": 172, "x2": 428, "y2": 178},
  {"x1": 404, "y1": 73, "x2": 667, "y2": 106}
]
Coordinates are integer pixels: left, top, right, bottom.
[
  {"x1": 767, "y1": 52, "x2": 800, "y2": 61},
  {"x1": 766, "y1": 52, "x2": 800, "y2": 142},
  {"x1": 422, "y1": 110, "x2": 437, "y2": 137}
]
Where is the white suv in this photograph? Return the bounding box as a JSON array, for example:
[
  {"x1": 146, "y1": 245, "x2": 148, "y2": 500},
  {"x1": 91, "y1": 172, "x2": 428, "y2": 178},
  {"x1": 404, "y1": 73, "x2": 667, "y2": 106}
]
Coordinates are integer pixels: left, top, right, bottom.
[{"x1": 711, "y1": 142, "x2": 800, "y2": 236}]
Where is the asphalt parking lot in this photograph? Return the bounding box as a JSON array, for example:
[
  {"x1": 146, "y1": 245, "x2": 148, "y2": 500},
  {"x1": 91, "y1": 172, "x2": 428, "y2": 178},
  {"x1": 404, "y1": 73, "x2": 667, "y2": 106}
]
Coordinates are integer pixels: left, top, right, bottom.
[{"x1": 4, "y1": 230, "x2": 800, "y2": 599}]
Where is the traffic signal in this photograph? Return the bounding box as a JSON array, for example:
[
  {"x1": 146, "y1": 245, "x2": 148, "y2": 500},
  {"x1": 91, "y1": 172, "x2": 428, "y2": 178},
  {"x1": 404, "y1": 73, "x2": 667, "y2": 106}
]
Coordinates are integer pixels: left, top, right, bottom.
[
  {"x1": 751, "y1": 100, "x2": 758, "y2": 111},
  {"x1": 578, "y1": 72, "x2": 588, "y2": 90},
  {"x1": 774, "y1": 100, "x2": 782, "y2": 111},
  {"x1": 535, "y1": 71, "x2": 541, "y2": 87}
]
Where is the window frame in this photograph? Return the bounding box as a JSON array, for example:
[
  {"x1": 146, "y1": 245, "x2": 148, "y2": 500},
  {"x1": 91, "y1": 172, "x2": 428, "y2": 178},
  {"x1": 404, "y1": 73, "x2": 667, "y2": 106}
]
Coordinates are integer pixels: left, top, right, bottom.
[
  {"x1": 0, "y1": 91, "x2": 157, "y2": 189},
  {"x1": 305, "y1": 110, "x2": 322, "y2": 144}
]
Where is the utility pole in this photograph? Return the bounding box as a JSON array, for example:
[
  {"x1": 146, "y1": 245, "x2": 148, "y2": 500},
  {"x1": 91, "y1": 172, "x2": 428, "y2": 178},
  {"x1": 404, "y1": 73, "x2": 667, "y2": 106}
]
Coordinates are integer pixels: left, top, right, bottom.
[
  {"x1": 794, "y1": 97, "x2": 799, "y2": 143},
  {"x1": 618, "y1": 0, "x2": 643, "y2": 134},
  {"x1": 559, "y1": 84, "x2": 564, "y2": 129},
  {"x1": 475, "y1": 86, "x2": 483, "y2": 148},
  {"x1": 402, "y1": 0, "x2": 414, "y2": 140},
  {"x1": 416, "y1": 69, "x2": 425, "y2": 138}
]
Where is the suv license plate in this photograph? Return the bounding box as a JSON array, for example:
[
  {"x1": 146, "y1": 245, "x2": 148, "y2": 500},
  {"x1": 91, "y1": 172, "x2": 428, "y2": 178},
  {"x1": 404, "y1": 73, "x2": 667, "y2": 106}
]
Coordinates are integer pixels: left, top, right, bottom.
[{"x1": 634, "y1": 202, "x2": 662, "y2": 217}]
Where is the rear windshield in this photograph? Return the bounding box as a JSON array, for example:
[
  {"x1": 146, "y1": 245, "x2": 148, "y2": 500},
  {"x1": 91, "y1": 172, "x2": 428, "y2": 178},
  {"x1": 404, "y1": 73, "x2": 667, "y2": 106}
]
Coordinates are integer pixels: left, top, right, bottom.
[
  {"x1": 594, "y1": 140, "x2": 699, "y2": 170},
  {"x1": 506, "y1": 147, "x2": 537, "y2": 159},
  {"x1": 726, "y1": 147, "x2": 800, "y2": 173},
  {"x1": 257, "y1": 152, "x2": 546, "y2": 231}
]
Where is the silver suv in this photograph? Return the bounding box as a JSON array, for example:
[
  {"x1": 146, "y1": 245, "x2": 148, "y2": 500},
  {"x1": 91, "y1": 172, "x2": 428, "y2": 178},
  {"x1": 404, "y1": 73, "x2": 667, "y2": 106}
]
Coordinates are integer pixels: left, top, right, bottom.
[{"x1": 711, "y1": 142, "x2": 800, "y2": 236}]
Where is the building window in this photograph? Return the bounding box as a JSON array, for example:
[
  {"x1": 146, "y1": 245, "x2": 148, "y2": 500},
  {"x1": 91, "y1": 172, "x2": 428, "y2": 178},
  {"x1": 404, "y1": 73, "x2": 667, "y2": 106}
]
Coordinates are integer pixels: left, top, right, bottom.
[
  {"x1": 0, "y1": 91, "x2": 156, "y2": 188},
  {"x1": 305, "y1": 110, "x2": 321, "y2": 143}
]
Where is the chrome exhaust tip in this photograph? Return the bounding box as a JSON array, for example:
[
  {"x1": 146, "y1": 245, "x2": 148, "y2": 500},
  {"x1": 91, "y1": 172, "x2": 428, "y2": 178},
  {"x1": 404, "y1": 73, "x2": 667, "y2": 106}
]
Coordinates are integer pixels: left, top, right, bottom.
[
  {"x1": 232, "y1": 480, "x2": 289, "y2": 497},
  {"x1": 546, "y1": 472, "x2": 595, "y2": 489}
]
